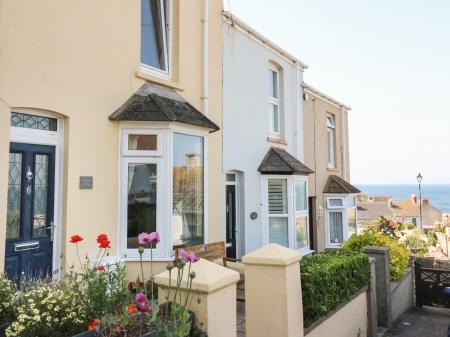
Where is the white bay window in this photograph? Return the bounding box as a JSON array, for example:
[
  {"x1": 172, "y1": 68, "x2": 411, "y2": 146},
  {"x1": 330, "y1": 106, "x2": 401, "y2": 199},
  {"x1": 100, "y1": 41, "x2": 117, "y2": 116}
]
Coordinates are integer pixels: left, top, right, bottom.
[
  {"x1": 325, "y1": 194, "x2": 358, "y2": 248},
  {"x1": 263, "y1": 176, "x2": 310, "y2": 252},
  {"x1": 119, "y1": 127, "x2": 206, "y2": 260}
]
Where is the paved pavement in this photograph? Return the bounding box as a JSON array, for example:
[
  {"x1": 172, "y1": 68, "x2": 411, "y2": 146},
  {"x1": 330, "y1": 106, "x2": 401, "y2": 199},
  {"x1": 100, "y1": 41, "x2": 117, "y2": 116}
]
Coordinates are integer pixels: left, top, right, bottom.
[
  {"x1": 237, "y1": 301, "x2": 245, "y2": 337},
  {"x1": 384, "y1": 307, "x2": 450, "y2": 337}
]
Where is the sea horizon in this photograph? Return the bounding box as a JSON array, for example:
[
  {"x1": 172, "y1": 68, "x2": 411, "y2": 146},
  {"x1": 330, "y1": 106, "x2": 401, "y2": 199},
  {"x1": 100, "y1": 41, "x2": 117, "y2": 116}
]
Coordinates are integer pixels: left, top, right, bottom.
[{"x1": 356, "y1": 184, "x2": 450, "y2": 213}]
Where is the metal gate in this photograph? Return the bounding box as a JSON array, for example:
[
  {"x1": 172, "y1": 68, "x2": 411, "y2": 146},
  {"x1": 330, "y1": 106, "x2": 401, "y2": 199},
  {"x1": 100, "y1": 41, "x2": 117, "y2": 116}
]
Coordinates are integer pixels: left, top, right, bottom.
[{"x1": 415, "y1": 260, "x2": 450, "y2": 308}]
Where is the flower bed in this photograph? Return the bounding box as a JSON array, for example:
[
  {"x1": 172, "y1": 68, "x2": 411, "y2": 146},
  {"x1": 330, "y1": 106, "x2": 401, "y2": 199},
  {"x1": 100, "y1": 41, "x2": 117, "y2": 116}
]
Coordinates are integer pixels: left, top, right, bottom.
[
  {"x1": 300, "y1": 251, "x2": 370, "y2": 328},
  {"x1": 1, "y1": 232, "x2": 207, "y2": 337}
]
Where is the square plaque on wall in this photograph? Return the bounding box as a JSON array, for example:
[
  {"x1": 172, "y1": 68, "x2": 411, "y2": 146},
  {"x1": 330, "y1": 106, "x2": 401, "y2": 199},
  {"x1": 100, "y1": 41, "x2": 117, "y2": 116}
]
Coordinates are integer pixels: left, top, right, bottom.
[{"x1": 79, "y1": 176, "x2": 93, "y2": 190}]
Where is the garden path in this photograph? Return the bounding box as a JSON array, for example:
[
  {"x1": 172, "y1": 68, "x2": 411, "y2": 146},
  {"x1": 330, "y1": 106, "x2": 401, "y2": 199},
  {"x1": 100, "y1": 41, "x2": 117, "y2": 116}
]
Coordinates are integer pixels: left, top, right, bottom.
[{"x1": 383, "y1": 307, "x2": 450, "y2": 337}]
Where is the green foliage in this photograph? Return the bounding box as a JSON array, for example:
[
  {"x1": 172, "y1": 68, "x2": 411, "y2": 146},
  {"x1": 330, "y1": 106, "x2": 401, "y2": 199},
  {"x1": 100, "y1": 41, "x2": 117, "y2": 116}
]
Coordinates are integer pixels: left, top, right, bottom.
[
  {"x1": 65, "y1": 262, "x2": 130, "y2": 321},
  {"x1": 342, "y1": 231, "x2": 410, "y2": 281},
  {"x1": 403, "y1": 229, "x2": 429, "y2": 257},
  {"x1": 427, "y1": 230, "x2": 438, "y2": 247},
  {"x1": 300, "y1": 251, "x2": 370, "y2": 328},
  {"x1": 0, "y1": 274, "x2": 16, "y2": 326},
  {"x1": 5, "y1": 283, "x2": 86, "y2": 337}
]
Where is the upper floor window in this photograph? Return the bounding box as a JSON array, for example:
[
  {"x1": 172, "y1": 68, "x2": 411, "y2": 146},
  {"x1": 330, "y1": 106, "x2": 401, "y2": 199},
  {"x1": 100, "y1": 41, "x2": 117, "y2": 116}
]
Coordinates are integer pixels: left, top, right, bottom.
[
  {"x1": 268, "y1": 67, "x2": 281, "y2": 137},
  {"x1": 141, "y1": 0, "x2": 169, "y2": 74},
  {"x1": 326, "y1": 115, "x2": 335, "y2": 168}
]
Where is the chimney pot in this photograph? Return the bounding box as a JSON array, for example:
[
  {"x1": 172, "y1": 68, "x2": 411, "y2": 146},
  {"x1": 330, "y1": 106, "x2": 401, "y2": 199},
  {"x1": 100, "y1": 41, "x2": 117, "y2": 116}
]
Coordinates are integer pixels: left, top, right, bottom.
[{"x1": 411, "y1": 194, "x2": 417, "y2": 204}]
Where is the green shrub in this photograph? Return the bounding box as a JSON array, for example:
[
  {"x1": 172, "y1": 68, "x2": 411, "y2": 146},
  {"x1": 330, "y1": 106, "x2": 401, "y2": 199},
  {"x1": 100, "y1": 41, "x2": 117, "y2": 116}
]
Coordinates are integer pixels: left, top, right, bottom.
[
  {"x1": 300, "y1": 251, "x2": 370, "y2": 328},
  {"x1": 6, "y1": 283, "x2": 87, "y2": 337},
  {"x1": 342, "y1": 231, "x2": 410, "y2": 281},
  {"x1": 0, "y1": 274, "x2": 16, "y2": 326}
]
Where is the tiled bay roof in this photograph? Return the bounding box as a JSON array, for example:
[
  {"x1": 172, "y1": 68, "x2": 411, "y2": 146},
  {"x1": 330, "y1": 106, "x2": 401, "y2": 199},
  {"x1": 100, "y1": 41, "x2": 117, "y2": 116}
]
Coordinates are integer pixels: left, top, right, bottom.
[
  {"x1": 258, "y1": 147, "x2": 313, "y2": 175},
  {"x1": 323, "y1": 175, "x2": 361, "y2": 194},
  {"x1": 110, "y1": 83, "x2": 220, "y2": 132}
]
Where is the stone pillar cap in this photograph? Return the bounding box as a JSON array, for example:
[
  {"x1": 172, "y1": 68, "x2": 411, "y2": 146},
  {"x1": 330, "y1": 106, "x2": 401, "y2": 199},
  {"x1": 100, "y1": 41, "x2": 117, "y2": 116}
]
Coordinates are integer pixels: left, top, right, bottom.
[
  {"x1": 362, "y1": 246, "x2": 390, "y2": 254},
  {"x1": 242, "y1": 244, "x2": 302, "y2": 266},
  {"x1": 154, "y1": 258, "x2": 240, "y2": 294}
]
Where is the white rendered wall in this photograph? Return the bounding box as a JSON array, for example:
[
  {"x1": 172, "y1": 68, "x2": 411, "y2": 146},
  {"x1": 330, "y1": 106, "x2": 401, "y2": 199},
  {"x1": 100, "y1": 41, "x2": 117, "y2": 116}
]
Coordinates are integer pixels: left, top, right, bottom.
[{"x1": 222, "y1": 21, "x2": 305, "y2": 255}]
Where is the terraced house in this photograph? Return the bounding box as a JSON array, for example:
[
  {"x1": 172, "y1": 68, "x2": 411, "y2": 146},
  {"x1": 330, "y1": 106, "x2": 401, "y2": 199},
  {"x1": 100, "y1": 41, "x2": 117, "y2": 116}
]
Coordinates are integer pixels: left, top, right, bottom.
[{"x1": 0, "y1": 0, "x2": 224, "y2": 280}]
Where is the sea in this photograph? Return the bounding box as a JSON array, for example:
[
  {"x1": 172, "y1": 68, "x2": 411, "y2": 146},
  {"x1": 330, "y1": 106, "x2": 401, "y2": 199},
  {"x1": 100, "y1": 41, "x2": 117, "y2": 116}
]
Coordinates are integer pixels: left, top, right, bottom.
[{"x1": 356, "y1": 184, "x2": 450, "y2": 213}]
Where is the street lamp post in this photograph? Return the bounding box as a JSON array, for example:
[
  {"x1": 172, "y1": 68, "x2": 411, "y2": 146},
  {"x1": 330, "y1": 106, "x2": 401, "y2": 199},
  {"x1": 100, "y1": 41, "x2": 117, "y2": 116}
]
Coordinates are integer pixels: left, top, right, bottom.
[{"x1": 417, "y1": 172, "x2": 423, "y2": 229}]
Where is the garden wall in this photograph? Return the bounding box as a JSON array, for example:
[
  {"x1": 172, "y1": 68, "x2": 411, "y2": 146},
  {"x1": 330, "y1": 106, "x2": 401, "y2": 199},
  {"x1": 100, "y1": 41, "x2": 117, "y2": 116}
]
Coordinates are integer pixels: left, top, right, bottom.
[
  {"x1": 305, "y1": 288, "x2": 368, "y2": 337},
  {"x1": 391, "y1": 267, "x2": 414, "y2": 322}
]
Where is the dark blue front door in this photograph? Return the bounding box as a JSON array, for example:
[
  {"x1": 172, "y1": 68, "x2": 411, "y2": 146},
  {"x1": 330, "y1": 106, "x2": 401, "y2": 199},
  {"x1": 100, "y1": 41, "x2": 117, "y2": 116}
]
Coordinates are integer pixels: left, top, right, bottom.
[{"x1": 5, "y1": 143, "x2": 55, "y2": 282}]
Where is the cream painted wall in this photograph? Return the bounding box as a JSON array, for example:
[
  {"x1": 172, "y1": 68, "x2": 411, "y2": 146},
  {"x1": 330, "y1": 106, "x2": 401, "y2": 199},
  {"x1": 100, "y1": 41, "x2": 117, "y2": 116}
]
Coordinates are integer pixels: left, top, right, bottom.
[
  {"x1": 0, "y1": 0, "x2": 223, "y2": 278},
  {"x1": 305, "y1": 290, "x2": 367, "y2": 337},
  {"x1": 303, "y1": 93, "x2": 349, "y2": 251}
]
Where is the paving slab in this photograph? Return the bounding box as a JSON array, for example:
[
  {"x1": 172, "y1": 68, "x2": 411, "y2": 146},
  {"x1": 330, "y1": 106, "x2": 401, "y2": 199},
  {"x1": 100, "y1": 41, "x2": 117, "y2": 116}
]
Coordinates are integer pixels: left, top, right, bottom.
[{"x1": 384, "y1": 307, "x2": 450, "y2": 337}]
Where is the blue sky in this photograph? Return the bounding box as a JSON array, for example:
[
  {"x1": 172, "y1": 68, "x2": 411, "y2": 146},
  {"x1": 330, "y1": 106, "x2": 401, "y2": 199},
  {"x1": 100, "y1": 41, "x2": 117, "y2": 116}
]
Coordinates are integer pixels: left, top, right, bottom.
[{"x1": 226, "y1": 0, "x2": 450, "y2": 184}]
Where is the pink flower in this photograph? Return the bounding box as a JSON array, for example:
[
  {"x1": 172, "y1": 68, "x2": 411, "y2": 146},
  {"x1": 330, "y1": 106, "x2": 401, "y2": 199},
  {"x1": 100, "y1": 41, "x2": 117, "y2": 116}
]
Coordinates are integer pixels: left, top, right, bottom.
[
  {"x1": 135, "y1": 293, "x2": 150, "y2": 312},
  {"x1": 138, "y1": 232, "x2": 160, "y2": 246},
  {"x1": 179, "y1": 249, "x2": 199, "y2": 263}
]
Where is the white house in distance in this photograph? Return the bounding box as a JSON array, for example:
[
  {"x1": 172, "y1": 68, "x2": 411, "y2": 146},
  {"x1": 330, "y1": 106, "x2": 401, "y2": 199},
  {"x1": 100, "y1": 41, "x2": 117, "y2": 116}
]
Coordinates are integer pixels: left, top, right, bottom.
[{"x1": 222, "y1": 13, "x2": 313, "y2": 258}]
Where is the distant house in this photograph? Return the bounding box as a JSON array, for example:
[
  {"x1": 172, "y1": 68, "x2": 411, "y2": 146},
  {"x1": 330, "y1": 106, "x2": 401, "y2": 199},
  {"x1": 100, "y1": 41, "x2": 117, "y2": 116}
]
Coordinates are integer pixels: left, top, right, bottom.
[
  {"x1": 357, "y1": 194, "x2": 442, "y2": 228},
  {"x1": 391, "y1": 194, "x2": 442, "y2": 229},
  {"x1": 357, "y1": 195, "x2": 395, "y2": 226}
]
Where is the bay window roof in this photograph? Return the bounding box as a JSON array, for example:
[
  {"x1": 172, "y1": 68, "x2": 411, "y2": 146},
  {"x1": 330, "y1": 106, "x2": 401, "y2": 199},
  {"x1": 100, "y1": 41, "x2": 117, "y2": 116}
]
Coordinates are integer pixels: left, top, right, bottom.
[
  {"x1": 323, "y1": 175, "x2": 361, "y2": 194},
  {"x1": 258, "y1": 147, "x2": 313, "y2": 175},
  {"x1": 110, "y1": 83, "x2": 220, "y2": 133}
]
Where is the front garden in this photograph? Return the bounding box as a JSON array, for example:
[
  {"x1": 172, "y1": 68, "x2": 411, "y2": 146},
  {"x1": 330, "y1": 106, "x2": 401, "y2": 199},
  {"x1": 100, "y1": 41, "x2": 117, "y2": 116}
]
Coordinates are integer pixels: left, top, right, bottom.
[
  {"x1": 301, "y1": 216, "x2": 435, "y2": 328},
  {"x1": 0, "y1": 232, "x2": 207, "y2": 337}
]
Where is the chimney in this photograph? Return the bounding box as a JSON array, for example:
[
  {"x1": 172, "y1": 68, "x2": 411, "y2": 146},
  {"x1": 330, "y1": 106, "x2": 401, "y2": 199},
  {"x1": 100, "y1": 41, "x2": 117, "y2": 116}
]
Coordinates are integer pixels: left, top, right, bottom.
[
  {"x1": 388, "y1": 197, "x2": 392, "y2": 208},
  {"x1": 410, "y1": 194, "x2": 417, "y2": 204},
  {"x1": 422, "y1": 198, "x2": 429, "y2": 205}
]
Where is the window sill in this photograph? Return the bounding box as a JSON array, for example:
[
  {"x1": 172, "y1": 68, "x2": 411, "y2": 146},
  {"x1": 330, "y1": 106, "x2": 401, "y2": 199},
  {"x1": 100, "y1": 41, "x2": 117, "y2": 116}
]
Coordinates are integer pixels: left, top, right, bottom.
[
  {"x1": 327, "y1": 166, "x2": 339, "y2": 172},
  {"x1": 124, "y1": 256, "x2": 175, "y2": 263},
  {"x1": 136, "y1": 70, "x2": 184, "y2": 91},
  {"x1": 267, "y1": 137, "x2": 287, "y2": 145},
  {"x1": 298, "y1": 248, "x2": 314, "y2": 256}
]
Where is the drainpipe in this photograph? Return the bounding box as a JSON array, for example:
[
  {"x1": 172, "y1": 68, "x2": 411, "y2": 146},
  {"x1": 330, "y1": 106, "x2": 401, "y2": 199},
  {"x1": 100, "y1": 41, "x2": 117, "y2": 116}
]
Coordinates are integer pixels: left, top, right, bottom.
[
  {"x1": 340, "y1": 106, "x2": 346, "y2": 180},
  {"x1": 202, "y1": 0, "x2": 209, "y2": 116},
  {"x1": 295, "y1": 61, "x2": 302, "y2": 160}
]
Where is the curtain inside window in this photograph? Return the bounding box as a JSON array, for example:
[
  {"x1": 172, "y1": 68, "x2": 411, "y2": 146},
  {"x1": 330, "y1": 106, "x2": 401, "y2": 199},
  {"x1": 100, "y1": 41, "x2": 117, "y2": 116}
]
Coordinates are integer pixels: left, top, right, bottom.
[
  {"x1": 329, "y1": 212, "x2": 343, "y2": 244},
  {"x1": 269, "y1": 217, "x2": 288, "y2": 247}
]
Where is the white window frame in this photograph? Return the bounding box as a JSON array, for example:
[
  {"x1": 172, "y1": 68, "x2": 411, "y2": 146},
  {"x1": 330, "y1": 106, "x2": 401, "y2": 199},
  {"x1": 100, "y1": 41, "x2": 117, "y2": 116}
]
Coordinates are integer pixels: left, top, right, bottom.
[
  {"x1": 327, "y1": 115, "x2": 335, "y2": 169},
  {"x1": 326, "y1": 197, "x2": 345, "y2": 209},
  {"x1": 261, "y1": 175, "x2": 310, "y2": 253},
  {"x1": 140, "y1": 0, "x2": 172, "y2": 80},
  {"x1": 268, "y1": 66, "x2": 281, "y2": 137},
  {"x1": 118, "y1": 124, "x2": 208, "y2": 261},
  {"x1": 121, "y1": 128, "x2": 163, "y2": 157},
  {"x1": 294, "y1": 177, "x2": 309, "y2": 252},
  {"x1": 325, "y1": 194, "x2": 358, "y2": 248},
  {"x1": 120, "y1": 156, "x2": 166, "y2": 259}
]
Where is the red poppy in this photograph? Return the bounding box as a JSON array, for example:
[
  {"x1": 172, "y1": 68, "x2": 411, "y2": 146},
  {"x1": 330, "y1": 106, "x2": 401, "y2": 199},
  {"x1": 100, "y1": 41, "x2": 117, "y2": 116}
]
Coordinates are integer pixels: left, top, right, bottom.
[
  {"x1": 96, "y1": 234, "x2": 108, "y2": 244},
  {"x1": 128, "y1": 304, "x2": 137, "y2": 314},
  {"x1": 97, "y1": 266, "x2": 104, "y2": 271},
  {"x1": 98, "y1": 240, "x2": 111, "y2": 249},
  {"x1": 69, "y1": 235, "x2": 83, "y2": 244},
  {"x1": 87, "y1": 319, "x2": 99, "y2": 331}
]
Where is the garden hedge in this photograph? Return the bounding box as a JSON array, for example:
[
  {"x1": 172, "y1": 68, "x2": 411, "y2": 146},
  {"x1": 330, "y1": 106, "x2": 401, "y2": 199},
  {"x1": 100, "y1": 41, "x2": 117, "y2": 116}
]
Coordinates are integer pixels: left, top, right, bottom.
[
  {"x1": 300, "y1": 251, "x2": 370, "y2": 328},
  {"x1": 342, "y1": 231, "x2": 410, "y2": 281}
]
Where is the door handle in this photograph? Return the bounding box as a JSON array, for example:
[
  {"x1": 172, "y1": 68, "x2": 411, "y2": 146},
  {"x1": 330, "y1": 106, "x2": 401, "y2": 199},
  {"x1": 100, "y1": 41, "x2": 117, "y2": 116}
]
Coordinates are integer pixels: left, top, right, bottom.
[{"x1": 46, "y1": 222, "x2": 56, "y2": 242}]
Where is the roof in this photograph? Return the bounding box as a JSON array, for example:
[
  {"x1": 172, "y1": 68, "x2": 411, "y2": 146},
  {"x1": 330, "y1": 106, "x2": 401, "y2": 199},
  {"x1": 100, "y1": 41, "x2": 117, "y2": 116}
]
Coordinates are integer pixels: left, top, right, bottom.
[
  {"x1": 258, "y1": 147, "x2": 313, "y2": 175},
  {"x1": 302, "y1": 82, "x2": 351, "y2": 110},
  {"x1": 357, "y1": 195, "x2": 395, "y2": 221},
  {"x1": 109, "y1": 83, "x2": 220, "y2": 132},
  {"x1": 323, "y1": 175, "x2": 361, "y2": 194},
  {"x1": 222, "y1": 12, "x2": 308, "y2": 70},
  {"x1": 391, "y1": 198, "x2": 442, "y2": 227}
]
